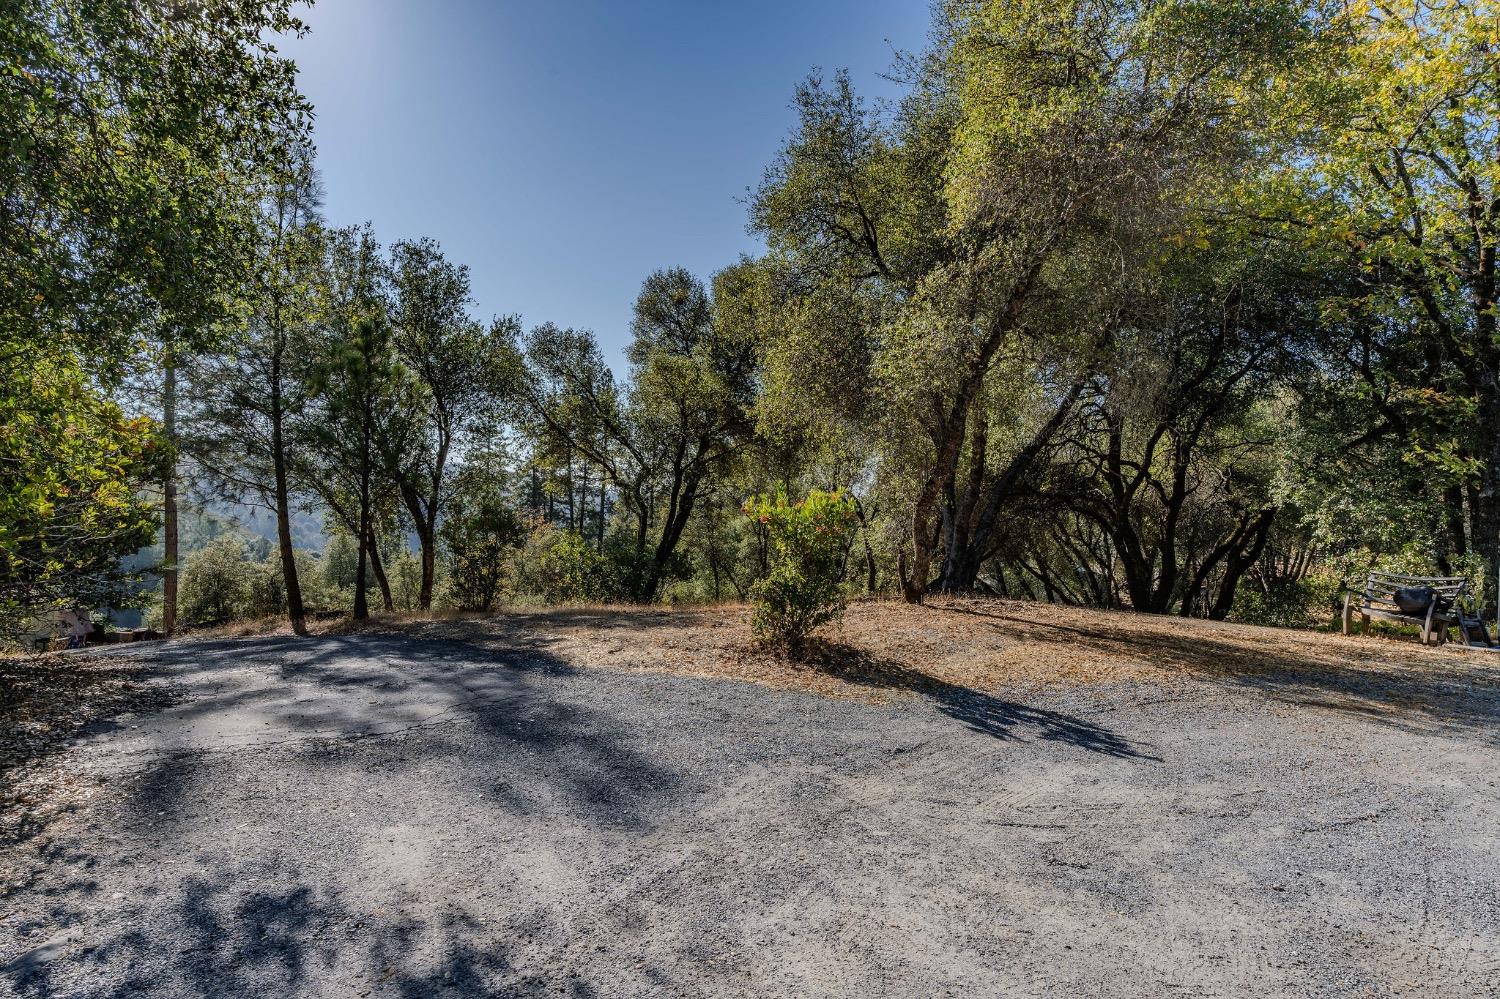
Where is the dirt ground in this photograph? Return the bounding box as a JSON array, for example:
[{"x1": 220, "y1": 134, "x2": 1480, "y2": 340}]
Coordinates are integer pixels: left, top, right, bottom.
[
  {"x1": 3, "y1": 598, "x2": 1498, "y2": 997},
  {"x1": 0, "y1": 652, "x2": 175, "y2": 846},
  {"x1": 387, "y1": 596, "x2": 1500, "y2": 719}
]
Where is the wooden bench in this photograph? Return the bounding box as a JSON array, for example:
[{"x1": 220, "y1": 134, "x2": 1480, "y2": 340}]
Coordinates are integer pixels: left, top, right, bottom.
[{"x1": 1342, "y1": 571, "x2": 1490, "y2": 646}]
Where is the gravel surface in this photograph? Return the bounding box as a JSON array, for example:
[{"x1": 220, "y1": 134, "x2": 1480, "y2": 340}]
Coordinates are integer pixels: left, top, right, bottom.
[{"x1": 3, "y1": 621, "x2": 1499, "y2": 997}]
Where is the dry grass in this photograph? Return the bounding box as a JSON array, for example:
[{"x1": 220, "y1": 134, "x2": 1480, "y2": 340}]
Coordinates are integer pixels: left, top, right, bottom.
[{"x1": 361, "y1": 596, "x2": 1499, "y2": 721}]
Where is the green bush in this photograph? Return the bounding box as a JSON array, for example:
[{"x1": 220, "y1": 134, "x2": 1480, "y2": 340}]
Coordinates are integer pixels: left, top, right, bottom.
[
  {"x1": 511, "y1": 521, "x2": 613, "y2": 604},
  {"x1": 1231, "y1": 569, "x2": 1344, "y2": 629},
  {"x1": 440, "y1": 499, "x2": 525, "y2": 611},
  {"x1": 177, "y1": 535, "x2": 257, "y2": 627},
  {"x1": 744, "y1": 489, "x2": 857, "y2": 655},
  {"x1": 389, "y1": 550, "x2": 425, "y2": 611},
  {"x1": 321, "y1": 532, "x2": 359, "y2": 591},
  {"x1": 244, "y1": 556, "x2": 286, "y2": 619}
]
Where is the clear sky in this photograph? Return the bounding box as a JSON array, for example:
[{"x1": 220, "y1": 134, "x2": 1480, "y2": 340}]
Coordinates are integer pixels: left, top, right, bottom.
[{"x1": 279, "y1": 0, "x2": 932, "y2": 368}]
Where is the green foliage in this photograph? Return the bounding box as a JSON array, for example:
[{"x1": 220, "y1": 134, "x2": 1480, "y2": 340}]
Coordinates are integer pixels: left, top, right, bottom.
[
  {"x1": 513, "y1": 267, "x2": 755, "y2": 603},
  {"x1": 283, "y1": 550, "x2": 339, "y2": 614},
  {"x1": 385, "y1": 238, "x2": 521, "y2": 609},
  {"x1": 177, "y1": 536, "x2": 257, "y2": 627},
  {"x1": 0, "y1": 358, "x2": 166, "y2": 634},
  {"x1": 244, "y1": 559, "x2": 285, "y2": 621},
  {"x1": 436, "y1": 445, "x2": 525, "y2": 611},
  {"x1": 1232, "y1": 570, "x2": 1344, "y2": 631},
  {"x1": 163, "y1": 539, "x2": 334, "y2": 628},
  {"x1": 16, "y1": 0, "x2": 1500, "y2": 636},
  {"x1": 441, "y1": 501, "x2": 525, "y2": 612},
  {"x1": 511, "y1": 522, "x2": 614, "y2": 605},
  {"x1": 2, "y1": 0, "x2": 310, "y2": 628},
  {"x1": 745, "y1": 490, "x2": 858, "y2": 655},
  {"x1": 2, "y1": 0, "x2": 311, "y2": 369},
  {"x1": 321, "y1": 533, "x2": 359, "y2": 592},
  {"x1": 748, "y1": 1, "x2": 1316, "y2": 603},
  {"x1": 1256, "y1": 0, "x2": 1500, "y2": 581},
  {"x1": 389, "y1": 551, "x2": 425, "y2": 612}
]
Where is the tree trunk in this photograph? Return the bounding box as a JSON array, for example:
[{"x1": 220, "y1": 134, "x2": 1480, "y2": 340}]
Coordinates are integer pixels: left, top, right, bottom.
[
  {"x1": 162, "y1": 339, "x2": 178, "y2": 636},
  {"x1": 415, "y1": 431, "x2": 450, "y2": 611},
  {"x1": 353, "y1": 404, "x2": 372, "y2": 621},
  {"x1": 565, "y1": 456, "x2": 577, "y2": 530},
  {"x1": 271, "y1": 445, "x2": 306, "y2": 633},
  {"x1": 642, "y1": 471, "x2": 701, "y2": 602},
  {"x1": 1209, "y1": 508, "x2": 1277, "y2": 620},
  {"x1": 270, "y1": 368, "x2": 306, "y2": 635},
  {"x1": 397, "y1": 488, "x2": 436, "y2": 612},
  {"x1": 368, "y1": 531, "x2": 395, "y2": 612},
  {"x1": 353, "y1": 523, "x2": 370, "y2": 619},
  {"x1": 1444, "y1": 482, "x2": 1468, "y2": 560},
  {"x1": 418, "y1": 522, "x2": 436, "y2": 610},
  {"x1": 396, "y1": 474, "x2": 441, "y2": 611},
  {"x1": 936, "y1": 380, "x2": 1087, "y2": 593},
  {"x1": 1474, "y1": 374, "x2": 1500, "y2": 594},
  {"x1": 597, "y1": 477, "x2": 607, "y2": 549},
  {"x1": 904, "y1": 421, "x2": 968, "y2": 604},
  {"x1": 851, "y1": 496, "x2": 878, "y2": 593}
]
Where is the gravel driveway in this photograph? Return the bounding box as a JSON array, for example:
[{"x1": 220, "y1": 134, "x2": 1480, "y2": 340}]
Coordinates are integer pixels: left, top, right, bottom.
[{"x1": 3, "y1": 627, "x2": 1499, "y2": 997}]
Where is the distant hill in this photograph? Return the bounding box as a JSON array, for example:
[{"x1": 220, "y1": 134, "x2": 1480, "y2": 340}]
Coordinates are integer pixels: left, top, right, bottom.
[
  {"x1": 204, "y1": 500, "x2": 329, "y2": 555},
  {"x1": 108, "y1": 500, "x2": 330, "y2": 629}
]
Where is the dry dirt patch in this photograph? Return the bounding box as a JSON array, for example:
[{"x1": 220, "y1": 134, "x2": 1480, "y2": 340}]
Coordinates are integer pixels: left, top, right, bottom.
[
  {"x1": 1, "y1": 651, "x2": 177, "y2": 884},
  {"x1": 365, "y1": 597, "x2": 1500, "y2": 737}
]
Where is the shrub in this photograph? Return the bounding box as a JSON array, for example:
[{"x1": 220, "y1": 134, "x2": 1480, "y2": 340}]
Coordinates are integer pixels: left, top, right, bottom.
[
  {"x1": 177, "y1": 535, "x2": 257, "y2": 627},
  {"x1": 1231, "y1": 569, "x2": 1343, "y2": 629},
  {"x1": 510, "y1": 520, "x2": 613, "y2": 604},
  {"x1": 390, "y1": 550, "x2": 425, "y2": 611},
  {"x1": 244, "y1": 557, "x2": 286, "y2": 619},
  {"x1": 744, "y1": 489, "x2": 857, "y2": 655},
  {"x1": 321, "y1": 531, "x2": 359, "y2": 591},
  {"x1": 440, "y1": 499, "x2": 525, "y2": 611}
]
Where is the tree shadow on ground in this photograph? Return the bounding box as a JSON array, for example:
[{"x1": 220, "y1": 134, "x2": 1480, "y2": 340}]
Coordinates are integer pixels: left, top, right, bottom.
[
  {"x1": 3, "y1": 629, "x2": 693, "y2": 997},
  {"x1": 800, "y1": 641, "x2": 1153, "y2": 759},
  {"x1": 115, "y1": 632, "x2": 687, "y2": 831},
  {"x1": 1, "y1": 653, "x2": 177, "y2": 851},
  {"x1": 934, "y1": 602, "x2": 1500, "y2": 741},
  {"x1": 4, "y1": 854, "x2": 690, "y2": 998}
]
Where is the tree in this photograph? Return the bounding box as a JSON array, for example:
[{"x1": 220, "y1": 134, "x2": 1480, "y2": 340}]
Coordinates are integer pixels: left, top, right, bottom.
[
  {"x1": 177, "y1": 534, "x2": 256, "y2": 628},
  {"x1": 1271, "y1": 0, "x2": 1500, "y2": 575},
  {"x1": 2, "y1": 0, "x2": 310, "y2": 628},
  {"x1": 298, "y1": 225, "x2": 405, "y2": 621},
  {"x1": 625, "y1": 268, "x2": 757, "y2": 597},
  {"x1": 439, "y1": 445, "x2": 526, "y2": 611},
  {"x1": 1047, "y1": 244, "x2": 1314, "y2": 615},
  {"x1": 386, "y1": 238, "x2": 518, "y2": 610},
  {"x1": 185, "y1": 143, "x2": 323, "y2": 635},
  {"x1": 0, "y1": 359, "x2": 166, "y2": 635},
  {"x1": 751, "y1": 0, "x2": 1311, "y2": 602},
  {"x1": 514, "y1": 268, "x2": 755, "y2": 601}
]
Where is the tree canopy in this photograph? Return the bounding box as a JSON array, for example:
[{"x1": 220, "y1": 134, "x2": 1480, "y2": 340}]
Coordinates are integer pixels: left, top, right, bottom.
[{"x1": 11, "y1": 0, "x2": 1500, "y2": 637}]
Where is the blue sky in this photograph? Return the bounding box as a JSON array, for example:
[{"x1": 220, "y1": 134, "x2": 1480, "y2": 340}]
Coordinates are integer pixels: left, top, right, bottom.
[{"x1": 279, "y1": 0, "x2": 931, "y2": 368}]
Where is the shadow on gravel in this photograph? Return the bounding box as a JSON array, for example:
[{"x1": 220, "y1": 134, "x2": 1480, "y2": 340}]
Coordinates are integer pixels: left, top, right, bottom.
[
  {"x1": 2, "y1": 632, "x2": 688, "y2": 995},
  {"x1": 804, "y1": 643, "x2": 1151, "y2": 759},
  {"x1": 112, "y1": 632, "x2": 684, "y2": 830},
  {"x1": 2, "y1": 653, "x2": 176, "y2": 849},
  {"x1": 937, "y1": 603, "x2": 1500, "y2": 741},
  {"x1": 5, "y1": 858, "x2": 608, "y2": 999}
]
